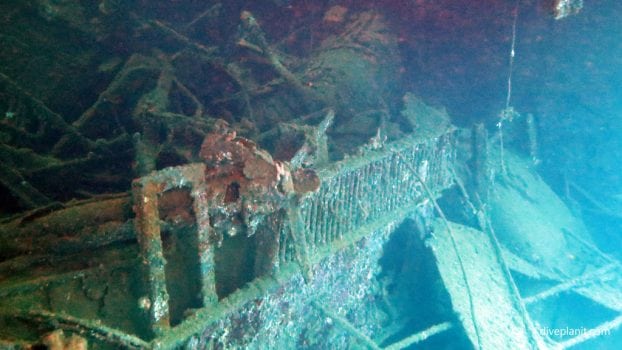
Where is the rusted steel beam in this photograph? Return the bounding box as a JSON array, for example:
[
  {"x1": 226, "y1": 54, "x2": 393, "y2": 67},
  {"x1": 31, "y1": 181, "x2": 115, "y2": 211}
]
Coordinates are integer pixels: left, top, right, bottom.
[{"x1": 132, "y1": 163, "x2": 217, "y2": 335}]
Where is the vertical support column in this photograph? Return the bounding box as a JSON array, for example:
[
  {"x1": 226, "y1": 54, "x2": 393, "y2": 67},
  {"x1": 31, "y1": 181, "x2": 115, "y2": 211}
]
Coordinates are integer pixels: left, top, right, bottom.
[
  {"x1": 192, "y1": 183, "x2": 219, "y2": 307},
  {"x1": 132, "y1": 163, "x2": 218, "y2": 334},
  {"x1": 133, "y1": 180, "x2": 170, "y2": 335}
]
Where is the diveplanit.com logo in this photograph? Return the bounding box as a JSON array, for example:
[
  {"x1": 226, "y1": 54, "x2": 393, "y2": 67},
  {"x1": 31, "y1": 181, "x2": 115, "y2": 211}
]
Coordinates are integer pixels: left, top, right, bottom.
[{"x1": 537, "y1": 326, "x2": 611, "y2": 338}]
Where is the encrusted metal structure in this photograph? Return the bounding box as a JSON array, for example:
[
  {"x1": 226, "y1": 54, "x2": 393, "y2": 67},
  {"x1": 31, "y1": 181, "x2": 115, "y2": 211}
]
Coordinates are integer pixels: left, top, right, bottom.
[
  {"x1": 0, "y1": 121, "x2": 457, "y2": 349},
  {"x1": 2, "y1": 106, "x2": 617, "y2": 349},
  {"x1": 130, "y1": 127, "x2": 455, "y2": 348}
]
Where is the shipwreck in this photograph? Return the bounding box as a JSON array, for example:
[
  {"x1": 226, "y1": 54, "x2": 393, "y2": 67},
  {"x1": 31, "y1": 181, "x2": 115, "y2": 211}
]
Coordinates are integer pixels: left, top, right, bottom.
[{"x1": 0, "y1": 1, "x2": 619, "y2": 349}]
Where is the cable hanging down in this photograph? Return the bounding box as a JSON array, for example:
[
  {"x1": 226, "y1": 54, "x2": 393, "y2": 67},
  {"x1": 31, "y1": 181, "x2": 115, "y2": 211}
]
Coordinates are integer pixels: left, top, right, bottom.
[
  {"x1": 506, "y1": 1, "x2": 519, "y2": 111},
  {"x1": 498, "y1": 0, "x2": 521, "y2": 175}
]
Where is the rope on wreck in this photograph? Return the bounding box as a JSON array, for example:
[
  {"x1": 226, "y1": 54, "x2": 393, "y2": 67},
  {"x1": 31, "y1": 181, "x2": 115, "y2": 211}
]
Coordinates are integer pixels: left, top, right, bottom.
[
  {"x1": 398, "y1": 154, "x2": 483, "y2": 350},
  {"x1": 450, "y1": 166, "x2": 542, "y2": 350}
]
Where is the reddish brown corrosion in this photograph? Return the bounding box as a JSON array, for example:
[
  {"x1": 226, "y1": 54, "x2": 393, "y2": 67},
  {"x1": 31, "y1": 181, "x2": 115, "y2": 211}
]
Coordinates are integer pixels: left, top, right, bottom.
[
  {"x1": 198, "y1": 121, "x2": 319, "y2": 239},
  {"x1": 199, "y1": 121, "x2": 318, "y2": 204},
  {"x1": 158, "y1": 189, "x2": 195, "y2": 225},
  {"x1": 199, "y1": 122, "x2": 282, "y2": 203},
  {"x1": 292, "y1": 168, "x2": 320, "y2": 194}
]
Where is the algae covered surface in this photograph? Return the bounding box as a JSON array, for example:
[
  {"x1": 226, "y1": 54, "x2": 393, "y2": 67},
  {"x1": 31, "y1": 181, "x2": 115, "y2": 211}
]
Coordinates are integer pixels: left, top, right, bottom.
[{"x1": 1, "y1": 1, "x2": 621, "y2": 349}]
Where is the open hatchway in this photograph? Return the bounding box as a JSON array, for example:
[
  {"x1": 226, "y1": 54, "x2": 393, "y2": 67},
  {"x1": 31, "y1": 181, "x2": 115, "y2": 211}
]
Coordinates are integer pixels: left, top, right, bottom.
[{"x1": 374, "y1": 218, "x2": 473, "y2": 349}]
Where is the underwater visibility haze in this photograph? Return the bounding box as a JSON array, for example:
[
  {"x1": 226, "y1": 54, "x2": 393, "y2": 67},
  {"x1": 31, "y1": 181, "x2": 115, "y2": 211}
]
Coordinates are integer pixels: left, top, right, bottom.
[{"x1": 0, "y1": 0, "x2": 620, "y2": 349}]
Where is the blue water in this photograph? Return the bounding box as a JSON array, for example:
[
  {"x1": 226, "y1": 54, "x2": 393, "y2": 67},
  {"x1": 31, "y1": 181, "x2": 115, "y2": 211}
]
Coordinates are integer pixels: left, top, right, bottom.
[
  {"x1": 0, "y1": 0, "x2": 620, "y2": 348},
  {"x1": 397, "y1": 2, "x2": 622, "y2": 347}
]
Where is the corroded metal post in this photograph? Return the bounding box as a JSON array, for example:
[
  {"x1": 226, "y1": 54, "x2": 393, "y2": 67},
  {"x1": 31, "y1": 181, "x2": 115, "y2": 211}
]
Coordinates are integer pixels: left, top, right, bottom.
[
  {"x1": 133, "y1": 179, "x2": 171, "y2": 335},
  {"x1": 132, "y1": 163, "x2": 218, "y2": 335}
]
